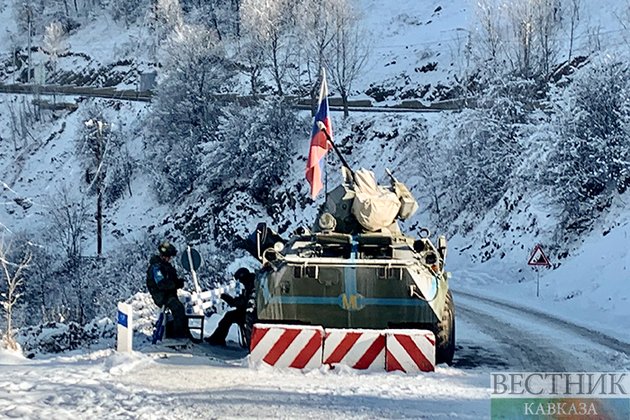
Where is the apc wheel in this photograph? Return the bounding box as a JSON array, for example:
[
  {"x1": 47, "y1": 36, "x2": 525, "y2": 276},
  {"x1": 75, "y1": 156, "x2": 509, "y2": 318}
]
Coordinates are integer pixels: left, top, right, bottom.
[{"x1": 435, "y1": 290, "x2": 455, "y2": 365}]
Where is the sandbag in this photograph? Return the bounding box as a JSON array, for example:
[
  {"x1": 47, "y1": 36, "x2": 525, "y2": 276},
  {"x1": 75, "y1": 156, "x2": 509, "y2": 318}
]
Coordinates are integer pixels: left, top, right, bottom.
[{"x1": 351, "y1": 169, "x2": 401, "y2": 231}]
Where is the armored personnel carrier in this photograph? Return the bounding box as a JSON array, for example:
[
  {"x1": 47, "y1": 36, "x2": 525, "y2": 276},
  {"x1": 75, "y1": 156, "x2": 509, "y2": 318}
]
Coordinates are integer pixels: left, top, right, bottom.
[{"x1": 245, "y1": 168, "x2": 455, "y2": 365}]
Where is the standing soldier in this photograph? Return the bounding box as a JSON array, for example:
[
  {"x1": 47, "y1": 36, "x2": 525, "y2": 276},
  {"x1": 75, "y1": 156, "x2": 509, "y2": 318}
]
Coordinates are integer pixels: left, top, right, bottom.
[{"x1": 146, "y1": 241, "x2": 189, "y2": 339}]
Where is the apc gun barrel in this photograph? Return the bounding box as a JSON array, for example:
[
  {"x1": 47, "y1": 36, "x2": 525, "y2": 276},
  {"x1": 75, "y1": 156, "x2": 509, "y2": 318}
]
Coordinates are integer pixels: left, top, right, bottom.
[{"x1": 385, "y1": 168, "x2": 396, "y2": 182}]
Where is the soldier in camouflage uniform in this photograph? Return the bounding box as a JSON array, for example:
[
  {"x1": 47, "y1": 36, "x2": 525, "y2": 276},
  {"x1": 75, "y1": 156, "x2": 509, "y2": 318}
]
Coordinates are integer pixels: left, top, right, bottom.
[{"x1": 146, "y1": 241, "x2": 189, "y2": 339}]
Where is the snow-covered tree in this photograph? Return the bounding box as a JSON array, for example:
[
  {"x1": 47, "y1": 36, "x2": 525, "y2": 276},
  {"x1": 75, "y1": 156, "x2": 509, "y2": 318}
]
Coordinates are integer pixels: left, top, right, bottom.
[
  {"x1": 149, "y1": 0, "x2": 183, "y2": 50},
  {"x1": 566, "y1": 0, "x2": 582, "y2": 63},
  {"x1": 16, "y1": 236, "x2": 58, "y2": 324},
  {"x1": 12, "y1": 0, "x2": 83, "y2": 39},
  {"x1": 239, "y1": 35, "x2": 267, "y2": 97},
  {"x1": 207, "y1": 99, "x2": 302, "y2": 202},
  {"x1": 435, "y1": 78, "x2": 533, "y2": 232},
  {"x1": 48, "y1": 191, "x2": 89, "y2": 269},
  {"x1": 42, "y1": 21, "x2": 68, "y2": 77},
  {"x1": 395, "y1": 118, "x2": 441, "y2": 215},
  {"x1": 543, "y1": 55, "x2": 630, "y2": 233},
  {"x1": 103, "y1": 145, "x2": 136, "y2": 204},
  {"x1": 472, "y1": 0, "x2": 563, "y2": 80},
  {"x1": 12, "y1": 1, "x2": 44, "y2": 34},
  {"x1": 0, "y1": 236, "x2": 32, "y2": 350},
  {"x1": 184, "y1": 0, "x2": 242, "y2": 40},
  {"x1": 240, "y1": 0, "x2": 298, "y2": 96},
  {"x1": 156, "y1": 0, "x2": 183, "y2": 27},
  {"x1": 148, "y1": 23, "x2": 235, "y2": 203},
  {"x1": 79, "y1": 108, "x2": 137, "y2": 206},
  {"x1": 290, "y1": 0, "x2": 336, "y2": 107},
  {"x1": 474, "y1": 0, "x2": 503, "y2": 65},
  {"x1": 109, "y1": 0, "x2": 151, "y2": 27},
  {"x1": 77, "y1": 106, "x2": 120, "y2": 256},
  {"x1": 325, "y1": 0, "x2": 369, "y2": 117}
]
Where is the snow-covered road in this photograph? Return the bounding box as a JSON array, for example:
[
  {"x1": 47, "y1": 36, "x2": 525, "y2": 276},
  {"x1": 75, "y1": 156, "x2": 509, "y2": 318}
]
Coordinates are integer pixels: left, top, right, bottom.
[
  {"x1": 1, "y1": 287, "x2": 629, "y2": 419},
  {"x1": 0, "y1": 346, "x2": 489, "y2": 419},
  {"x1": 454, "y1": 291, "x2": 630, "y2": 372}
]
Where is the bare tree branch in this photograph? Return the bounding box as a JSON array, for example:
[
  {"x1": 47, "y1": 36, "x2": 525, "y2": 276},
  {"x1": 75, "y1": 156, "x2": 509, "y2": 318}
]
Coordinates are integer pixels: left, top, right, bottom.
[{"x1": 0, "y1": 237, "x2": 32, "y2": 351}]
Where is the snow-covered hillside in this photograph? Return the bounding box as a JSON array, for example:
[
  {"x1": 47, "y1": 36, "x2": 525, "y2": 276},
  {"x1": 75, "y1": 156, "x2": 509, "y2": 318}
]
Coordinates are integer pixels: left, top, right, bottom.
[
  {"x1": 1, "y1": 0, "x2": 629, "y2": 333},
  {"x1": 1, "y1": 0, "x2": 630, "y2": 417}
]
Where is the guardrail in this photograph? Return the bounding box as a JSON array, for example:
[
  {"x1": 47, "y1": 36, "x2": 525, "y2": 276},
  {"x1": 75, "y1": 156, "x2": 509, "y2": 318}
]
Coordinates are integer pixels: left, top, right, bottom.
[
  {"x1": 0, "y1": 83, "x2": 152, "y2": 101},
  {"x1": 0, "y1": 83, "x2": 472, "y2": 112}
]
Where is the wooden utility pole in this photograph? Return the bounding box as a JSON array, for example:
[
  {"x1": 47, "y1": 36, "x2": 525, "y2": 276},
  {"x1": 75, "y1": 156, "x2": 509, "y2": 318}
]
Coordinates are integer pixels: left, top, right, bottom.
[
  {"x1": 27, "y1": 7, "x2": 32, "y2": 84},
  {"x1": 84, "y1": 119, "x2": 105, "y2": 256},
  {"x1": 96, "y1": 121, "x2": 103, "y2": 256}
]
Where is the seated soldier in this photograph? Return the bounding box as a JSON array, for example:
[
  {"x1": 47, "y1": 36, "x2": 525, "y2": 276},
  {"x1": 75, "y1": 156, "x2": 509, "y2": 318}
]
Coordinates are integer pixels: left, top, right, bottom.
[{"x1": 205, "y1": 268, "x2": 255, "y2": 346}]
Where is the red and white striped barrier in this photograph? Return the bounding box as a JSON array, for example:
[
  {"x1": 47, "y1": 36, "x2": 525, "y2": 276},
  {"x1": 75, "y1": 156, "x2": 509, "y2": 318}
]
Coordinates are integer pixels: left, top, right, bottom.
[
  {"x1": 323, "y1": 328, "x2": 385, "y2": 371},
  {"x1": 248, "y1": 325, "x2": 437, "y2": 373},
  {"x1": 385, "y1": 330, "x2": 435, "y2": 373},
  {"x1": 249, "y1": 324, "x2": 324, "y2": 370}
]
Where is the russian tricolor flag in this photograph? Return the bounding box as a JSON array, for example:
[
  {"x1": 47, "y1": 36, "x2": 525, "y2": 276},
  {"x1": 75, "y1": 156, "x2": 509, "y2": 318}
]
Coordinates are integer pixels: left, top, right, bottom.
[{"x1": 306, "y1": 69, "x2": 333, "y2": 199}]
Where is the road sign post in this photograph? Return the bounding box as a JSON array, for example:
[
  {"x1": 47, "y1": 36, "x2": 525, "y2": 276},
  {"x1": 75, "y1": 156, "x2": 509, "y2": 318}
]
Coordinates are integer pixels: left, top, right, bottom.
[
  {"x1": 528, "y1": 244, "x2": 551, "y2": 297},
  {"x1": 182, "y1": 245, "x2": 203, "y2": 294}
]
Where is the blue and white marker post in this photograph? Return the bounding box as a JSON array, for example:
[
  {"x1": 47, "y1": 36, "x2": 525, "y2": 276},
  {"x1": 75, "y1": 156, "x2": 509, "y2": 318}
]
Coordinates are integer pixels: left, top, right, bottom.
[{"x1": 117, "y1": 302, "x2": 133, "y2": 352}]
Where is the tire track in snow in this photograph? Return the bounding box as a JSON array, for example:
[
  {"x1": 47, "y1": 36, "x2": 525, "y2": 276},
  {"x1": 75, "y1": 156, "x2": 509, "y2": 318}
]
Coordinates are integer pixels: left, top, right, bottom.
[
  {"x1": 456, "y1": 301, "x2": 575, "y2": 371},
  {"x1": 456, "y1": 290, "x2": 630, "y2": 355}
]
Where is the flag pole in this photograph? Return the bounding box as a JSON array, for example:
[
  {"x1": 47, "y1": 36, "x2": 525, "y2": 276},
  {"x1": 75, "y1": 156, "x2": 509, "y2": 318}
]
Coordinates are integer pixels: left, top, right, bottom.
[
  {"x1": 324, "y1": 146, "x2": 328, "y2": 198},
  {"x1": 306, "y1": 67, "x2": 338, "y2": 199},
  {"x1": 316, "y1": 122, "x2": 355, "y2": 182},
  {"x1": 322, "y1": 68, "x2": 328, "y2": 199}
]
